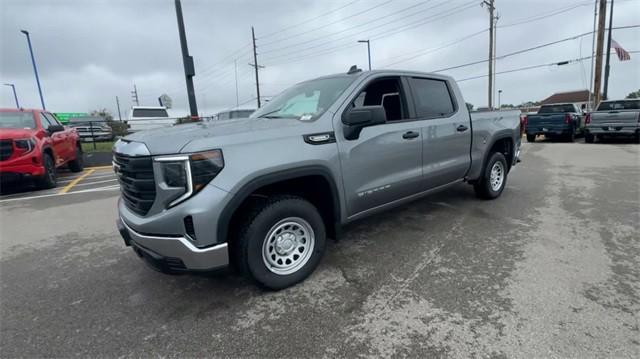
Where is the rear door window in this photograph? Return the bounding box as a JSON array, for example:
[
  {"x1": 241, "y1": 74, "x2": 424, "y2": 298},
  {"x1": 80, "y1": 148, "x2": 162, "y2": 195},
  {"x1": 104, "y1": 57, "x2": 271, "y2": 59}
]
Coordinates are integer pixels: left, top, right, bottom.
[{"x1": 407, "y1": 77, "x2": 455, "y2": 119}]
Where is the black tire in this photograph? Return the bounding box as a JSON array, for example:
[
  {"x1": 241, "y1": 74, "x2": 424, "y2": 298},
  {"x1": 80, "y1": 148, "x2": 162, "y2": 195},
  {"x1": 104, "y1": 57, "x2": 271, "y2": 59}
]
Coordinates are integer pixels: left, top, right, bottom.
[
  {"x1": 36, "y1": 153, "x2": 57, "y2": 189},
  {"x1": 232, "y1": 195, "x2": 326, "y2": 290},
  {"x1": 635, "y1": 133, "x2": 640, "y2": 144},
  {"x1": 566, "y1": 129, "x2": 575, "y2": 142},
  {"x1": 585, "y1": 133, "x2": 594, "y2": 143},
  {"x1": 473, "y1": 152, "x2": 508, "y2": 200},
  {"x1": 526, "y1": 134, "x2": 536, "y2": 143},
  {"x1": 67, "y1": 145, "x2": 84, "y2": 172}
]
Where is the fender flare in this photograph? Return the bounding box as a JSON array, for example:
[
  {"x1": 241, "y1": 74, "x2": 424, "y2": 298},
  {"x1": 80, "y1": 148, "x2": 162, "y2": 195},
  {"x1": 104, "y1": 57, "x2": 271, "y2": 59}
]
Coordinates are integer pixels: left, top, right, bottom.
[
  {"x1": 216, "y1": 165, "x2": 342, "y2": 244},
  {"x1": 481, "y1": 134, "x2": 515, "y2": 172}
]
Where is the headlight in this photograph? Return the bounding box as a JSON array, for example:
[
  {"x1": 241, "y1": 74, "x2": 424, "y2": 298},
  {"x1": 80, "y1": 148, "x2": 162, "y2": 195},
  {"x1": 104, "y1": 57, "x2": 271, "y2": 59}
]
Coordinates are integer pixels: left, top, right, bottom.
[
  {"x1": 155, "y1": 149, "x2": 224, "y2": 208},
  {"x1": 14, "y1": 138, "x2": 36, "y2": 154}
]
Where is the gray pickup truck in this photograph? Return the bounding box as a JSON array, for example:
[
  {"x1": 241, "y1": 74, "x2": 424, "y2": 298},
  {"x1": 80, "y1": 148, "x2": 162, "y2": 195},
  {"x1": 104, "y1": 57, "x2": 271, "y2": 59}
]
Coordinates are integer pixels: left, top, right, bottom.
[
  {"x1": 114, "y1": 68, "x2": 521, "y2": 289},
  {"x1": 585, "y1": 99, "x2": 640, "y2": 143}
]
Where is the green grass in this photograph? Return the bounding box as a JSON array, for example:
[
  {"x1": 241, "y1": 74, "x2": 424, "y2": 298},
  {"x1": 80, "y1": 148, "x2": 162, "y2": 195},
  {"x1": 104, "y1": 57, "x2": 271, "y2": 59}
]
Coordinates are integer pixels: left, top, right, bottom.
[{"x1": 81, "y1": 141, "x2": 115, "y2": 153}]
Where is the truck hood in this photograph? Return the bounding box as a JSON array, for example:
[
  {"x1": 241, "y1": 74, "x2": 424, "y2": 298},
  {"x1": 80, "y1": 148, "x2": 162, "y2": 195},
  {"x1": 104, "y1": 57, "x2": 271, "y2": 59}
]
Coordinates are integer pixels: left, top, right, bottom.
[
  {"x1": 0, "y1": 128, "x2": 38, "y2": 140},
  {"x1": 122, "y1": 117, "x2": 311, "y2": 155}
]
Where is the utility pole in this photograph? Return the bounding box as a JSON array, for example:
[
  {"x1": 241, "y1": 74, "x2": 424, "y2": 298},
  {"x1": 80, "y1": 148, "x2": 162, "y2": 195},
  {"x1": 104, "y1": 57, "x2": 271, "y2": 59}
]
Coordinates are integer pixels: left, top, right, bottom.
[
  {"x1": 234, "y1": 59, "x2": 239, "y2": 108},
  {"x1": 593, "y1": 0, "x2": 607, "y2": 106},
  {"x1": 20, "y1": 30, "x2": 45, "y2": 110},
  {"x1": 4, "y1": 83, "x2": 19, "y2": 108},
  {"x1": 250, "y1": 26, "x2": 264, "y2": 108},
  {"x1": 175, "y1": 0, "x2": 198, "y2": 119},
  {"x1": 115, "y1": 96, "x2": 122, "y2": 121},
  {"x1": 131, "y1": 84, "x2": 139, "y2": 106},
  {"x1": 602, "y1": 0, "x2": 615, "y2": 101},
  {"x1": 358, "y1": 40, "x2": 371, "y2": 70},
  {"x1": 588, "y1": 0, "x2": 598, "y2": 110},
  {"x1": 482, "y1": 0, "x2": 496, "y2": 109}
]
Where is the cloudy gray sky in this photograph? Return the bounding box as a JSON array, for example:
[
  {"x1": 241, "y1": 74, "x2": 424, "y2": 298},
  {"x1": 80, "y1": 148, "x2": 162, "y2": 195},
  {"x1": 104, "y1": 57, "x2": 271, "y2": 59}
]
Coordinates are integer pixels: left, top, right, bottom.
[{"x1": 1, "y1": 0, "x2": 639, "y2": 117}]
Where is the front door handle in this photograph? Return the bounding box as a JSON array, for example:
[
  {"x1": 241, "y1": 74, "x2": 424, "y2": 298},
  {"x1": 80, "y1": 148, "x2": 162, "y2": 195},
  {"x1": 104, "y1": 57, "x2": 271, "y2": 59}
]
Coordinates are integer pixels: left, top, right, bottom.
[
  {"x1": 456, "y1": 125, "x2": 469, "y2": 132},
  {"x1": 402, "y1": 131, "x2": 420, "y2": 139}
]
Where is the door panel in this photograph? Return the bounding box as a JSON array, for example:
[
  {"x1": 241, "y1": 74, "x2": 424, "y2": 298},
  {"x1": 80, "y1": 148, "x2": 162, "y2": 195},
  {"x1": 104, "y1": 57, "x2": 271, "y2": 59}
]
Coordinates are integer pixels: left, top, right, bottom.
[
  {"x1": 405, "y1": 77, "x2": 471, "y2": 190},
  {"x1": 338, "y1": 121, "x2": 422, "y2": 216},
  {"x1": 420, "y1": 114, "x2": 471, "y2": 189},
  {"x1": 40, "y1": 112, "x2": 66, "y2": 166}
]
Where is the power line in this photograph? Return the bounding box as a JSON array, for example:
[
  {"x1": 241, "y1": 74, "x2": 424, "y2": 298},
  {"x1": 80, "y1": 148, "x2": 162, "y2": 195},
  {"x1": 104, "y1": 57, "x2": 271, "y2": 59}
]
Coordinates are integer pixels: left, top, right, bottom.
[
  {"x1": 261, "y1": 0, "x2": 463, "y2": 60},
  {"x1": 263, "y1": 0, "x2": 477, "y2": 66},
  {"x1": 432, "y1": 25, "x2": 640, "y2": 73},
  {"x1": 259, "y1": 0, "x2": 395, "y2": 48},
  {"x1": 258, "y1": 0, "x2": 362, "y2": 40},
  {"x1": 457, "y1": 51, "x2": 639, "y2": 82}
]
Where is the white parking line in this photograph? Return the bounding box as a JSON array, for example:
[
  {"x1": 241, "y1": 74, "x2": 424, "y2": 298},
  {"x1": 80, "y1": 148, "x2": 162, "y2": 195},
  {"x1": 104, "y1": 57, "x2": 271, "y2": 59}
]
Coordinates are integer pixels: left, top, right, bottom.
[{"x1": 0, "y1": 185, "x2": 119, "y2": 203}]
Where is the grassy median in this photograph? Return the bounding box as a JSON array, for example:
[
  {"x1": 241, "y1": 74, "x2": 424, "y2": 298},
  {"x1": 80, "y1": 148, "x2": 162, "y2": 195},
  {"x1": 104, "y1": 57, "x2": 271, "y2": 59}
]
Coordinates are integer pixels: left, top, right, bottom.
[{"x1": 81, "y1": 141, "x2": 115, "y2": 153}]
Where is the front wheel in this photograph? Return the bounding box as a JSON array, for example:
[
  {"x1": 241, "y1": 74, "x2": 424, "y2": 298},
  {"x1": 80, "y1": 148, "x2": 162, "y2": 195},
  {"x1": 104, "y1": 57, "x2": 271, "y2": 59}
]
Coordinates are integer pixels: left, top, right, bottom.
[
  {"x1": 474, "y1": 152, "x2": 508, "y2": 200},
  {"x1": 36, "y1": 153, "x2": 57, "y2": 189},
  {"x1": 232, "y1": 195, "x2": 326, "y2": 290}
]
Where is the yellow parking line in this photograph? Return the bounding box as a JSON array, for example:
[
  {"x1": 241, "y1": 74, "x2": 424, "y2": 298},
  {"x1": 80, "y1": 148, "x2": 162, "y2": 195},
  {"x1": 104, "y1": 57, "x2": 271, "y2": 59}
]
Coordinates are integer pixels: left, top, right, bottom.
[
  {"x1": 84, "y1": 165, "x2": 113, "y2": 170},
  {"x1": 58, "y1": 169, "x2": 95, "y2": 194}
]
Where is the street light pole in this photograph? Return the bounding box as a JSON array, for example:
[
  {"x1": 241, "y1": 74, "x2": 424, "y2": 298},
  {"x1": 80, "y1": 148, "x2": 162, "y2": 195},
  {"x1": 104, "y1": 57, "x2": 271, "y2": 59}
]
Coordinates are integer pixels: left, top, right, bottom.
[
  {"x1": 498, "y1": 89, "x2": 502, "y2": 109},
  {"x1": 3, "y1": 83, "x2": 20, "y2": 108},
  {"x1": 358, "y1": 40, "x2": 371, "y2": 71},
  {"x1": 20, "y1": 30, "x2": 45, "y2": 110}
]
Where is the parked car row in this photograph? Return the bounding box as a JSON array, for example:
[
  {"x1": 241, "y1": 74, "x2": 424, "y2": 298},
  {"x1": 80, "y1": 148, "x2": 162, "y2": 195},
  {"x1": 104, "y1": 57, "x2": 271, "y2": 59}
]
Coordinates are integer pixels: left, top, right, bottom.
[
  {"x1": 0, "y1": 108, "x2": 84, "y2": 189},
  {"x1": 523, "y1": 99, "x2": 639, "y2": 143}
]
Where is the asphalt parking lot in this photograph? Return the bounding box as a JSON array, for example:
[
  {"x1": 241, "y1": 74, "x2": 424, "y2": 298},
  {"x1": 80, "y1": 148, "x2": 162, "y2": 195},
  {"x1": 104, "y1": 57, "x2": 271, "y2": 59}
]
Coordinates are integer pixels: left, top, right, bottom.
[{"x1": 1, "y1": 140, "x2": 638, "y2": 358}]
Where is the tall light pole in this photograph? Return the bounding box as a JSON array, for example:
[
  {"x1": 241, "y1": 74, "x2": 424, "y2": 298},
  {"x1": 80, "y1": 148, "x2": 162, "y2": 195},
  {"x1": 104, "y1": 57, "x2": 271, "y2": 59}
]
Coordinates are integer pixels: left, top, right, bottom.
[
  {"x1": 174, "y1": 0, "x2": 198, "y2": 119},
  {"x1": 20, "y1": 30, "x2": 45, "y2": 110},
  {"x1": 498, "y1": 89, "x2": 502, "y2": 109},
  {"x1": 358, "y1": 40, "x2": 371, "y2": 71},
  {"x1": 4, "y1": 83, "x2": 20, "y2": 108}
]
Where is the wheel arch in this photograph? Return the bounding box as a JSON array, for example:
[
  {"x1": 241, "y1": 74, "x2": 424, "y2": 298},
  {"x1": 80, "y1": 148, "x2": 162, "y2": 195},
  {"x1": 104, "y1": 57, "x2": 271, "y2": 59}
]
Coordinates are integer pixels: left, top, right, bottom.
[{"x1": 217, "y1": 165, "x2": 342, "y2": 244}]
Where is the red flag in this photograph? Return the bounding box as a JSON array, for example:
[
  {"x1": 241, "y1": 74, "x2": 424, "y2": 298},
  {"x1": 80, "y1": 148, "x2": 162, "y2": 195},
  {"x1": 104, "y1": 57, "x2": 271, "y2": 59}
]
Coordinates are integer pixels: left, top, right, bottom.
[{"x1": 611, "y1": 39, "x2": 631, "y2": 61}]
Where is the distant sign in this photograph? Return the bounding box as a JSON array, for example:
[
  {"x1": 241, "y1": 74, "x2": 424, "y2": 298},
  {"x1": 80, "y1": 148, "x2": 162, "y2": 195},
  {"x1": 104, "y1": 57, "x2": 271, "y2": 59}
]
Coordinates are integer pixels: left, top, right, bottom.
[
  {"x1": 158, "y1": 94, "x2": 172, "y2": 109},
  {"x1": 54, "y1": 112, "x2": 88, "y2": 124}
]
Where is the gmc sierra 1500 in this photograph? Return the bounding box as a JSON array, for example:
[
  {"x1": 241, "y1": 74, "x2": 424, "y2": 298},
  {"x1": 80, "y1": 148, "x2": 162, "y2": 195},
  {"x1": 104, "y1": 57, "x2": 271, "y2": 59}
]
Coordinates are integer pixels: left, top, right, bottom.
[{"x1": 114, "y1": 68, "x2": 521, "y2": 289}]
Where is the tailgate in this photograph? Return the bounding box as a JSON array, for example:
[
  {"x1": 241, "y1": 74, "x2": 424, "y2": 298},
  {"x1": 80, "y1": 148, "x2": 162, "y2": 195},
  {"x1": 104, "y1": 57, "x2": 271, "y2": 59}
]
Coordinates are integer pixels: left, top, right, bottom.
[
  {"x1": 527, "y1": 114, "x2": 567, "y2": 130},
  {"x1": 590, "y1": 111, "x2": 639, "y2": 127}
]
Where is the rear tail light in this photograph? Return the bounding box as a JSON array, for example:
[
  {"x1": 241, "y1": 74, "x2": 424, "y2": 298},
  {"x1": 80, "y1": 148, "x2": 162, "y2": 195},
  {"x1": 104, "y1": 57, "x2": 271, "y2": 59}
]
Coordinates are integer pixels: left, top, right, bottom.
[
  {"x1": 585, "y1": 113, "x2": 591, "y2": 124},
  {"x1": 564, "y1": 114, "x2": 572, "y2": 124}
]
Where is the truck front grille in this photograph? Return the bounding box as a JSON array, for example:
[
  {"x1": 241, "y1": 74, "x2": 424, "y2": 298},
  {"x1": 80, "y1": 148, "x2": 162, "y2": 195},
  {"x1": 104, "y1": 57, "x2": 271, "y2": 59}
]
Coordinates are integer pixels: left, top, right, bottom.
[
  {"x1": 0, "y1": 139, "x2": 12, "y2": 161},
  {"x1": 113, "y1": 152, "x2": 156, "y2": 216}
]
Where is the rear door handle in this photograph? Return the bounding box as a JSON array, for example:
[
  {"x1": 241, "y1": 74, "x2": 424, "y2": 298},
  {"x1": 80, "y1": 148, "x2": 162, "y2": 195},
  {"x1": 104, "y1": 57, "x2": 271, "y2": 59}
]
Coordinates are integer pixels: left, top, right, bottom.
[
  {"x1": 456, "y1": 125, "x2": 469, "y2": 132},
  {"x1": 402, "y1": 131, "x2": 420, "y2": 139}
]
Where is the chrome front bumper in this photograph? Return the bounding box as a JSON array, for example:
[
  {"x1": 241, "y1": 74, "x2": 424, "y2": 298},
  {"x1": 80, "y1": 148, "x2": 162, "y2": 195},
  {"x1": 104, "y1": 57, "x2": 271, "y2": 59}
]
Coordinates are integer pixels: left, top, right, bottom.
[{"x1": 118, "y1": 217, "x2": 229, "y2": 272}]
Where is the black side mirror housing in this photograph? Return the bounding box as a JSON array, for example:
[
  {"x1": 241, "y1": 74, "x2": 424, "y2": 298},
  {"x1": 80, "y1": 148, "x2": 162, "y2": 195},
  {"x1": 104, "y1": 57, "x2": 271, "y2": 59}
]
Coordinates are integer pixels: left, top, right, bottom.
[
  {"x1": 342, "y1": 105, "x2": 386, "y2": 140},
  {"x1": 47, "y1": 124, "x2": 65, "y2": 133}
]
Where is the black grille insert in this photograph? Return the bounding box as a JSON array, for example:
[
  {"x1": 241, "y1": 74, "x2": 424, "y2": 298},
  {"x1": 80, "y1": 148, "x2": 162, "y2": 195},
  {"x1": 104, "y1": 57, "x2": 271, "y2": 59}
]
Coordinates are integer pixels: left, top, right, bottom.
[
  {"x1": 0, "y1": 139, "x2": 12, "y2": 161},
  {"x1": 113, "y1": 152, "x2": 156, "y2": 216}
]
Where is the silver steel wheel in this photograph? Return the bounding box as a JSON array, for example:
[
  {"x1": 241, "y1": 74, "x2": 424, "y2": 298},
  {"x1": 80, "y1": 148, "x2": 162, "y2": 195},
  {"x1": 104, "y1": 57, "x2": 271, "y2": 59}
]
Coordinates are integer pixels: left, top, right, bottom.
[
  {"x1": 262, "y1": 217, "x2": 315, "y2": 275},
  {"x1": 489, "y1": 161, "x2": 504, "y2": 191}
]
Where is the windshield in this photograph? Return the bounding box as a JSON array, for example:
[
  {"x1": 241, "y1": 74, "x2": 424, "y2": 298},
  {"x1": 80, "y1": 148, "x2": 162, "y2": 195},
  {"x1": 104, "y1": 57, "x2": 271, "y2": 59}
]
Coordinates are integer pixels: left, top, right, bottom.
[
  {"x1": 538, "y1": 104, "x2": 576, "y2": 114},
  {"x1": 0, "y1": 112, "x2": 36, "y2": 129},
  {"x1": 597, "y1": 100, "x2": 640, "y2": 111},
  {"x1": 251, "y1": 76, "x2": 356, "y2": 120}
]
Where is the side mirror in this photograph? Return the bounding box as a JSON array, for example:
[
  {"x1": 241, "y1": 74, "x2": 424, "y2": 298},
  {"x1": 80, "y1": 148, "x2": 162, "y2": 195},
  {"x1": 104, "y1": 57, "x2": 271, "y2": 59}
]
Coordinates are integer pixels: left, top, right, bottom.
[
  {"x1": 342, "y1": 105, "x2": 386, "y2": 140},
  {"x1": 47, "y1": 124, "x2": 65, "y2": 133}
]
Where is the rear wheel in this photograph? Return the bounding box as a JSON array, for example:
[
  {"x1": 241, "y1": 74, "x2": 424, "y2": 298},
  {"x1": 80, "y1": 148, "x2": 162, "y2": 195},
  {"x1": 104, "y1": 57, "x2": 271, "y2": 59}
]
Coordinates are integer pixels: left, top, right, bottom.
[
  {"x1": 566, "y1": 129, "x2": 575, "y2": 142},
  {"x1": 36, "y1": 153, "x2": 57, "y2": 189},
  {"x1": 68, "y1": 145, "x2": 84, "y2": 172},
  {"x1": 232, "y1": 195, "x2": 326, "y2": 290},
  {"x1": 585, "y1": 133, "x2": 594, "y2": 143},
  {"x1": 474, "y1": 152, "x2": 508, "y2": 200},
  {"x1": 526, "y1": 134, "x2": 536, "y2": 142}
]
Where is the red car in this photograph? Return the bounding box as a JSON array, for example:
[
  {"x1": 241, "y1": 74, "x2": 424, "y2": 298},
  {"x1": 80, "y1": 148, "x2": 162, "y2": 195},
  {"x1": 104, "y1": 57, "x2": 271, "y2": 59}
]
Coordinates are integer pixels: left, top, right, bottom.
[{"x1": 0, "y1": 108, "x2": 84, "y2": 189}]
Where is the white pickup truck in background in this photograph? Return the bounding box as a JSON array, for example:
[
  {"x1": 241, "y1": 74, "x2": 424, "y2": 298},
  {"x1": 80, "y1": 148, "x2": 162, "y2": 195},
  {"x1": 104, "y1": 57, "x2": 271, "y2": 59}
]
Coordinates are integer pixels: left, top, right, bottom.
[{"x1": 126, "y1": 106, "x2": 175, "y2": 133}]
